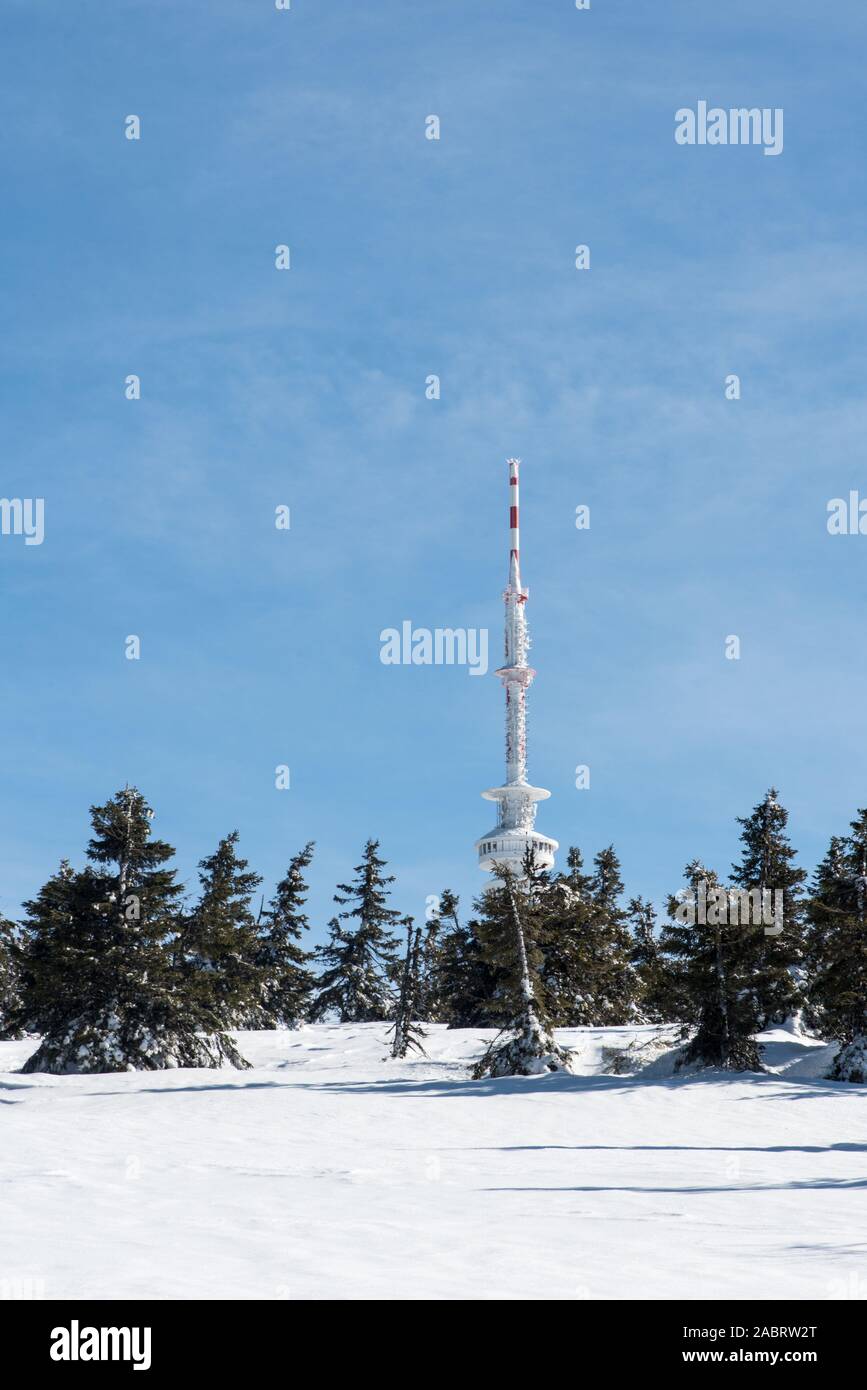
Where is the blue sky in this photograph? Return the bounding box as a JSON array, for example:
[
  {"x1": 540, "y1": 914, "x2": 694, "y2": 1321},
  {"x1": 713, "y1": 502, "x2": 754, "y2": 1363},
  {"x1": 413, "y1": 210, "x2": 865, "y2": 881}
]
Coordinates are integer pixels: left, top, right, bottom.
[{"x1": 1, "y1": 0, "x2": 866, "y2": 939}]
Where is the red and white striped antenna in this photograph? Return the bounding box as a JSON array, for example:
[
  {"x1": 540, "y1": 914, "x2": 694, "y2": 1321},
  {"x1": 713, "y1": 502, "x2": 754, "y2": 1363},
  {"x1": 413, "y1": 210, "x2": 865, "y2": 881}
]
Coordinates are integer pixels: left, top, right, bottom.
[{"x1": 507, "y1": 456, "x2": 521, "y2": 586}]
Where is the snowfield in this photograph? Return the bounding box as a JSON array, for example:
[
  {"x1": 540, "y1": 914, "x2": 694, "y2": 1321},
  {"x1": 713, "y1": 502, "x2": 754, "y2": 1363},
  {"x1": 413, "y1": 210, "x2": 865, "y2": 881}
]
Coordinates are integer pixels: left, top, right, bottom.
[{"x1": 1, "y1": 1023, "x2": 865, "y2": 1301}]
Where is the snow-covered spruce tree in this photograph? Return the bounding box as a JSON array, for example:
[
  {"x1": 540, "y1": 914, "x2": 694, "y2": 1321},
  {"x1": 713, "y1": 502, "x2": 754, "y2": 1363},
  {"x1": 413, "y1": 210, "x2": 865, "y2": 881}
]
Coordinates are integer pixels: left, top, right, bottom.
[
  {"x1": 473, "y1": 850, "x2": 549, "y2": 1028},
  {"x1": 537, "y1": 846, "x2": 592, "y2": 1026},
  {"x1": 253, "y1": 841, "x2": 316, "y2": 1027},
  {"x1": 181, "y1": 831, "x2": 264, "y2": 1034},
  {"x1": 16, "y1": 861, "x2": 101, "y2": 1050},
  {"x1": 730, "y1": 788, "x2": 807, "y2": 1029},
  {"x1": 804, "y1": 835, "x2": 848, "y2": 1037},
  {"x1": 414, "y1": 912, "x2": 441, "y2": 1023},
  {"x1": 423, "y1": 889, "x2": 494, "y2": 1027},
  {"x1": 0, "y1": 910, "x2": 23, "y2": 1039},
  {"x1": 806, "y1": 814, "x2": 867, "y2": 1082},
  {"x1": 20, "y1": 789, "x2": 245, "y2": 1073},
  {"x1": 540, "y1": 845, "x2": 639, "y2": 1026},
  {"x1": 586, "y1": 846, "x2": 642, "y2": 1021},
  {"x1": 386, "y1": 917, "x2": 427, "y2": 1059},
  {"x1": 472, "y1": 862, "x2": 572, "y2": 1079},
  {"x1": 414, "y1": 897, "x2": 460, "y2": 1024},
  {"x1": 310, "y1": 839, "x2": 401, "y2": 1022},
  {"x1": 627, "y1": 896, "x2": 678, "y2": 1024},
  {"x1": 660, "y1": 860, "x2": 763, "y2": 1072}
]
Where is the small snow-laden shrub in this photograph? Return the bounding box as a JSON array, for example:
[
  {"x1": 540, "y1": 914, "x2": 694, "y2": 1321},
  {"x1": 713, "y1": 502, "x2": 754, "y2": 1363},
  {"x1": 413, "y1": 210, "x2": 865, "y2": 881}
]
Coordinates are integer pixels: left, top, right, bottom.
[
  {"x1": 472, "y1": 1009, "x2": 573, "y2": 1080},
  {"x1": 600, "y1": 1026, "x2": 684, "y2": 1076},
  {"x1": 827, "y1": 1035, "x2": 867, "y2": 1084}
]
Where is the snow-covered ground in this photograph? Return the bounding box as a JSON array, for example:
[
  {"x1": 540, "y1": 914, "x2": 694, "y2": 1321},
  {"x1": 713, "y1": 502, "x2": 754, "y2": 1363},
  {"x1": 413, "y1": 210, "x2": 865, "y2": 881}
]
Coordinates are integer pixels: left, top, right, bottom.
[{"x1": 1, "y1": 1023, "x2": 865, "y2": 1300}]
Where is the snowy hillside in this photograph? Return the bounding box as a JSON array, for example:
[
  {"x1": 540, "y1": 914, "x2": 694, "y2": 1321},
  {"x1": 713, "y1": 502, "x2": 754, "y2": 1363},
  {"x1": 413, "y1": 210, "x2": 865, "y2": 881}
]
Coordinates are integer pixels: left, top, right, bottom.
[{"x1": 2, "y1": 1023, "x2": 864, "y2": 1301}]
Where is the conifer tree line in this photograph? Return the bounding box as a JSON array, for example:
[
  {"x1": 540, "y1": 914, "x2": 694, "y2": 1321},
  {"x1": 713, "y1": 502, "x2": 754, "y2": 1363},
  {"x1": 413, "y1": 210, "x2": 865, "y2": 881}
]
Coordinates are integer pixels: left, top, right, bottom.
[{"x1": 0, "y1": 784, "x2": 866, "y2": 1082}]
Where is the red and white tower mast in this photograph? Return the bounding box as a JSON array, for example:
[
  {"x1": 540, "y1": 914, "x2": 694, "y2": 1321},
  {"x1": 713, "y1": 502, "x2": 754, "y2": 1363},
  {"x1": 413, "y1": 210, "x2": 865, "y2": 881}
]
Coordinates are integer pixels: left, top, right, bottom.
[{"x1": 475, "y1": 459, "x2": 559, "y2": 874}]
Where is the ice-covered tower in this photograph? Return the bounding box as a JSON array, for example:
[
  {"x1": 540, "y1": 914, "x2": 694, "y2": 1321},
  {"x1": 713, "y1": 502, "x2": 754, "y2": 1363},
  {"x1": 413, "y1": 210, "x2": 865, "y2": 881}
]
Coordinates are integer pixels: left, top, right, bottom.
[{"x1": 475, "y1": 459, "x2": 558, "y2": 875}]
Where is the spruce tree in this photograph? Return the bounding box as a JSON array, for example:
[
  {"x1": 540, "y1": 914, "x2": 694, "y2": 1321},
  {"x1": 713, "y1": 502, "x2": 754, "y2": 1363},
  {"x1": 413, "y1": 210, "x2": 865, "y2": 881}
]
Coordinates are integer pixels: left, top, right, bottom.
[
  {"x1": 0, "y1": 911, "x2": 23, "y2": 1039},
  {"x1": 472, "y1": 862, "x2": 572, "y2": 1079},
  {"x1": 311, "y1": 840, "x2": 401, "y2": 1022},
  {"x1": 563, "y1": 845, "x2": 593, "y2": 899},
  {"x1": 254, "y1": 842, "x2": 316, "y2": 1027},
  {"x1": 660, "y1": 860, "x2": 763, "y2": 1072},
  {"x1": 540, "y1": 845, "x2": 639, "y2": 1026},
  {"x1": 181, "y1": 831, "x2": 264, "y2": 1031},
  {"x1": 386, "y1": 917, "x2": 427, "y2": 1059},
  {"x1": 627, "y1": 896, "x2": 678, "y2": 1023},
  {"x1": 415, "y1": 912, "x2": 442, "y2": 1023},
  {"x1": 587, "y1": 846, "x2": 641, "y2": 1022},
  {"x1": 806, "y1": 813, "x2": 867, "y2": 1081},
  {"x1": 424, "y1": 889, "x2": 493, "y2": 1028},
  {"x1": 19, "y1": 789, "x2": 245, "y2": 1073},
  {"x1": 474, "y1": 850, "x2": 550, "y2": 1028},
  {"x1": 730, "y1": 788, "x2": 807, "y2": 1028},
  {"x1": 14, "y1": 860, "x2": 83, "y2": 1038},
  {"x1": 538, "y1": 847, "x2": 592, "y2": 1026},
  {"x1": 804, "y1": 835, "x2": 848, "y2": 1037}
]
